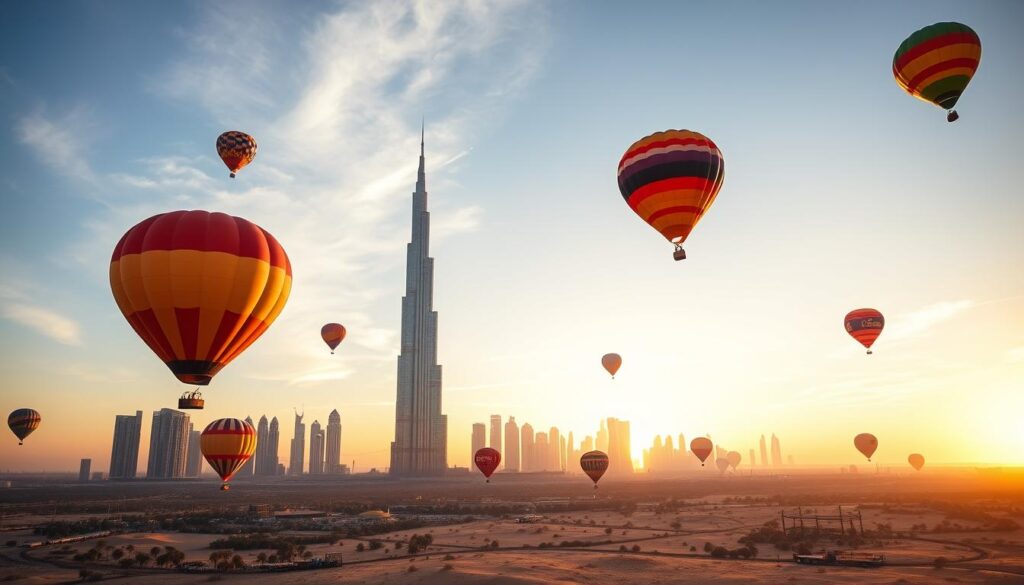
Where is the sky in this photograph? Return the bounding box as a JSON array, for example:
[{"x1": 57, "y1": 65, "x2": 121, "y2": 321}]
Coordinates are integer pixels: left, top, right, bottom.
[{"x1": 1, "y1": 0, "x2": 1022, "y2": 474}]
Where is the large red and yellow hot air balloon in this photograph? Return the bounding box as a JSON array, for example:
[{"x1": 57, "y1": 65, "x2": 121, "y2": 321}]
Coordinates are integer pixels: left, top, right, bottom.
[
  {"x1": 321, "y1": 323, "x2": 346, "y2": 354},
  {"x1": 200, "y1": 418, "x2": 256, "y2": 491},
  {"x1": 690, "y1": 437, "x2": 713, "y2": 466},
  {"x1": 216, "y1": 131, "x2": 258, "y2": 178},
  {"x1": 617, "y1": 129, "x2": 725, "y2": 261},
  {"x1": 601, "y1": 353, "x2": 622, "y2": 379},
  {"x1": 854, "y1": 433, "x2": 878, "y2": 462},
  {"x1": 8, "y1": 409, "x2": 41, "y2": 445},
  {"x1": 844, "y1": 308, "x2": 884, "y2": 354},
  {"x1": 893, "y1": 22, "x2": 981, "y2": 122},
  {"x1": 474, "y1": 447, "x2": 501, "y2": 483},
  {"x1": 110, "y1": 211, "x2": 292, "y2": 407},
  {"x1": 580, "y1": 450, "x2": 609, "y2": 488}
]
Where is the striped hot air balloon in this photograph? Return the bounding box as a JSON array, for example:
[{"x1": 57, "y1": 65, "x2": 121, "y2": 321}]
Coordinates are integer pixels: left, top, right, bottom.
[
  {"x1": 844, "y1": 308, "x2": 884, "y2": 355},
  {"x1": 893, "y1": 22, "x2": 981, "y2": 122},
  {"x1": 321, "y1": 323, "x2": 346, "y2": 354},
  {"x1": 580, "y1": 450, "x2": 609, "y2": 488},
  {"x1": 109, "y1": 211, "x2": 292, "y2": 399},
  {"x1": 201, "y1": 418, "x2": 257, "y2": 490},
  {"x1": 8, "y1": 408, "x2": 41, "y2": 445},
  {"x1": 617, "y1": 129, "x2": 725, "y2": 261},
  {"x1": 216, "y1": 131, "x2": 258, "y2": 178}
]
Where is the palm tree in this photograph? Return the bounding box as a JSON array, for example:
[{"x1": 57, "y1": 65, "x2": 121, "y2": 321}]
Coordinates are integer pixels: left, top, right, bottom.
[
  {"x1": 135, "y1": 552, "x2": 151, "y2": 567},
  {"x1": 231, "y1": 555, "x2": 244, "y2": 570}
]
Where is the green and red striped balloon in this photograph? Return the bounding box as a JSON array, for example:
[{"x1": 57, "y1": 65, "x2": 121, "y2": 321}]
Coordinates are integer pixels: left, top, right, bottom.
[{"x1": 893, "y1": 22, "x2": 981, "y2": 122}]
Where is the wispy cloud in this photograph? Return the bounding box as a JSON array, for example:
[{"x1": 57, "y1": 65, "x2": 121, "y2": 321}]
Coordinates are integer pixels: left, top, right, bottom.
[
  {"x1": 886, "y1": 300, "x2": 975, "y2": 342},
  {"x1": 16, "y1": 106, "x2": 98, "y2": 183},
  {"x1": 1, "y1": 301, "x2": 82, "y2": 346}
]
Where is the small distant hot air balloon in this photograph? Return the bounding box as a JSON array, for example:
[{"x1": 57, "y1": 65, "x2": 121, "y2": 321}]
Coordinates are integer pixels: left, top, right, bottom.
[
  {"x1": 893, "y1": 22, "x2": 981, "y2": 122},
  {"x1": 580, "y1": 450, "x2": 609, "y2": 488},
  {"x1": 216, "y1": 131, "x2": 258, "y2": 178},
  {"x1": 110, "y1": 211, "x2": 292, "y2": 408},
  {"x1": 601, "y1": 353, "x2": 622, "y2": 379},
  {"x1": 8, "y1": 409, "x2": 41, "y2": 445},
  {"x1": 690, "y1": 437, "x2": 713, "y2": 467},
  {"x1": 201, "y1": 418, "x2": 256, "y2": 491},
  {"x1": 715, "y1": 457, "x2": 730, "y2": 474},
  {"x1": 474, "y1": 447, "x2": 501, "y2": 483},
  {"x1": 908, "y1": 453, "x2": 925, "y2": 471},
  {"x1": 321, "y1": 323, "x2": 346, "y2": 354},
  {"x1": 854, "y1": 433, "x2": 878, "y2": 462},
  {"x1": 726, "y1": 451, "x2": 742, "y2": 471},
  {"x1": 618, "y1": 129, "x2": 725, "y2": 261},
  {"x1": 844, "y1": 308, "x2": 884, "y2": 354}
]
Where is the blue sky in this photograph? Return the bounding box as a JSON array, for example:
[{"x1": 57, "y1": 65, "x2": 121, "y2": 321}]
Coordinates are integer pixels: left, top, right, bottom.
[{"x1": 1, "y1": 1, "x2": 1022, "y2": 472}]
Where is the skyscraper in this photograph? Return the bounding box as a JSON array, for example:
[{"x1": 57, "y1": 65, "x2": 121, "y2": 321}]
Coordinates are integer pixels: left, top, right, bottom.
[
  {"x1": 471, "y1": 423, "x2": 486, "y2": 465},
  {"x1": 267, "y1": 417, "x2": 280, "y2": 474},
  {"x1": 596, "y1": 419, "x2": 608, "y2": 453},
  {"x1": 390, "y1": 130, "x2": 447, "y2": 476},
  {"x1": 566, "y1": 430, "x2": 574, "y2": 472},
  {"x1": 504, "y1": 417, "x2": 520, "y2": 472},
  {"x1": 520, "y1": 423, "x2": 534, "y2": 472},
  {"x1": 326, "y1": 409, "x2": 342, "y2": 474},
  {"x1": 771, "y1": 433, "x2": 783, "y2": 466},
  {"x1": 309, "y1": 420, "x2": 324, "y2": 475},
  {"x1": 146, "y1": 408, "x2": 190, "y2": 479},
  {"x1": 239, "y1": 416, "x2": 256, "y2": 477},
  {"x1": 109, "y1": 410, "x2": 143, "y2": 479},
  {"x1": 759, "y1": 434, "x2": 768, "y2": 468},
  {"x1": 79, "y1": 459, "x2": 91, "y2": 482},
  {"x1": 535, "y1": 432, "x2": 549, "y2": 470},
  {"x1": 185, "y1": 423, "x2": 203, "y2": 477},
  {"x1": 255, "y1": 416, "x2": 270, "y2": 476},
  {"x1": 559, "y1": 435, "x2": 567, "y2": 472},
  {"x1": 749, "y1": 448, "x2": 757, "y2": 468},
  {"x1": 606, "y1": 417, "x2": 633, "y2": 476},
  {"x1": 489, "y1": 415, "x2": 502, "y2": 453},
  {"x1": 549, "y1": 427, "x2": 561, "y2": 471},
  {"x1": 289, "y1": 410, "x2": 305, "y2": 475}
]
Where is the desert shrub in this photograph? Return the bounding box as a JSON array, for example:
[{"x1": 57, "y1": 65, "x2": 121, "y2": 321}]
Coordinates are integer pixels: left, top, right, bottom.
[
  {"x1": 703, "y1": 542, "x2": 714, "y2": 552},
  {"x1": 490, "y1": 541, "x2": 499, "y2": 549},
  {"x1": 618, "y1": 545, "x2": 627, "y2": 551},
  {"x1": 631, "y1": 545, "x2": 640, "y2": 552},
  {"x1": 710, "y1": 546, "x2": 729, "y2": 558},
  {"x1": 443, "y1": 554, "x2": 455, "y2": 560},
  {"x1": 442, "y1": 563, "x2": 454, "y2": 571},
  {"x1": 355, "y1": 543, "x2": 365, "y2": 552},
  {"x1": 407, "y1": 565, "x2": 418, "y2": 572},
  {"x1": 368, "y1": 540, "x2": 383, "y2": 550},
  {"x1": 604, "y1": 527, "x2": 612, "y2": 535},
  {"x1": 689, "y1": 546, "x2": 697, "y2": 552}
]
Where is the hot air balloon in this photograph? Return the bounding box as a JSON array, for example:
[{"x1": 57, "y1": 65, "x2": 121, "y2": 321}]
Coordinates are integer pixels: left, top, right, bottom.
[
  {"x1": 617, "y1": 129, "x2": 725, "y2": 261},
  {"x1": 601, "y1": 353, "x2": 622, "y2": 379},
  {"x1": 690, "y1": 437, "x2": 713, "y2": 467},
  {"x1": 321, "y1": 323, "x2": 346, "y2": 354},
  {"x1": 893, "y1": 22, "x2": 981, "y2": 122},
  {"x1": 8, "y1": 409, "x2": 41, "y2": 445},
  {"x1": 854, "y1": 433, "x2": 878, "y2": 461},
  {"x1": 715, "y1": 457, "x2": 730, "y2": 474},
  {"x1": 726, "y1": 451, "x2": 742, "y2": 471},
  {"x1": 908, "y1": 453, "x2": 925, "y2": 471},
  {"x1": 200, "y1": 418, "x2": 256, "y2": 491},
  {"x1": 474, "y1": 447, "x2": 501, "y2": 483},
  {"x1": 110, "y1": 211, "x2": 292, "y2": 408},
  {"x1": 580, "y1": 450, "x2": 609, "y2": 488},
  {"x1": 216, "y1": 131, "x2": 258, "y2": 178},
  {"x1": 844, "y1": 309, "x2": 884, "y2": 354}
]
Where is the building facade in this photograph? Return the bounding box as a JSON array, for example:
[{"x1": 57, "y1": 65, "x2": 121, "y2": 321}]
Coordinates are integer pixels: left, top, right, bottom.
[
  {"x1": 504, "y1": 417, "x2": 520, "y2": 472},
  {"x1": 471, "y1": 422, "x2": 486, "y2": 464},
  {"x1": 326, "y1": 409, "x2": 342, "y2": 473},
  {"x1": 79, "y1": 459, "x2": 91, "y2": 482},
  {"x1": 109, "y1": 410, "x2": 143, "y2": 479},
  {"x1": 489, "y1": 415, "x2": 502, "y2": 453},
  {"x1": 146, "y1": 408, "x2": 190, "y2": 479},
  {"x1": 185, "y1": 423, "x2": 203, "y2": 477},
  {"x1": 289, "y1": 411, "x2": 305, "y2": 475},
  {"x1": 309, "y1": 419, "x2": 324, "y2": 474}
]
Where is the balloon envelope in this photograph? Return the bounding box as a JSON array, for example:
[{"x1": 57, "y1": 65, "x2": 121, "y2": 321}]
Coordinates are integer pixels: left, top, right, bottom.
[
  {"x1": 893, "y1": 22, "x2": 981, "y2": 118},
  {"x1": 8, "y1": 409, "x2": 41, "y2": 444},
  {"x1": 474, "y1": 447, "x2": 501, "y2": 479},
  {"x1": 908, "y1": 453, "x2": 925, "y2": 471},
  {"x1": 110, "y1": 211, "x2": 292, "y2": 387},
  {"x1": 216, "y1": 131, "x2": 258, "y2": 177},
  {"x1": 321, "y1": 323, "x2": 346, "y2": 352},
  {"x1": 845, "y1": 308, "x2": 884, "y2": 353},
  {"x1": 854, "y1": 433, "x2": 879, "y2": 461},
  {"x1": 726, "y1": 451, "x2": 741, "y2": 471},
  {"x1": 715, "y1": 457, "x2": 730, "y2": 474},
  {"x1": 201, "y1": 418, "x2": 257, "y2": 486},
  {"x1": 690, "y1": 437, "x2": 713, "y2": 465},
  {"x1": 601, "y1": 353, "x2": 622, "y2": 378},
  {"x1": 617, "y1": 129, "x2": 725, "y2": 251},
  {"x1": 580, "y1": 450, "x2": 609, "y2": 485}
]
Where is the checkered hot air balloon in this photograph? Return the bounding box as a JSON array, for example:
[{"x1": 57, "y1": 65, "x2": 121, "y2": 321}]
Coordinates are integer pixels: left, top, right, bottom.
[
  {"x1": 201, "y1": 418, "x2": 256, "y2": 490},
  {"x1": 893, "y1": 22, "x2": 981, "y2": 122},
  {"x1": 109, "y1": 211, "x2": 292, "y2": 404},
  {"x1": 8, "y1": 408, "x2": 41, "y2": 445},
  {"x1": 617, "y1": 129, "x2": 725, "y2": 261},
  {"x1": 844, "y1": 308, "x2": 884, "y2": 355},
  {"x1": 216, "y1": 131, "x2": 258, "y2": 178}
]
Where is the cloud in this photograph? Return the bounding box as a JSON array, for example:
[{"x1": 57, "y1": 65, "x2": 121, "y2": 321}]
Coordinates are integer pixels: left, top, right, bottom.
[
  {"x1": 886, "y1": 300, "x2": 976, "y2": 342},
  {"x1": 16, "y1": 106, "x2": 97, "y2": 182},
  {"x1": 1, "y1": 301, "x2": 82, "y2": 345}
]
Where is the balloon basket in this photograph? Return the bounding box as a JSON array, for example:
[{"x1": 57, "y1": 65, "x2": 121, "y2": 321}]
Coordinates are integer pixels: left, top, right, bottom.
[
  {"x1": 866, "y1": 350, "x2": 873, "y2": 355},
  {"x1": 229, "y1": 172, "x2": 236, "y2": 178},
  {"x1": 179, "y1": 390, "x2": 205, "y2": 410},
  {"x1": 947, "y1": 110, "x2": 959, "y2": 123},
  {"x1": 220, "y1": 484, "x2": 230, "y2": 491},
  {"x1": 673, "y1": 247, "x2": 686, "y2": 261}
]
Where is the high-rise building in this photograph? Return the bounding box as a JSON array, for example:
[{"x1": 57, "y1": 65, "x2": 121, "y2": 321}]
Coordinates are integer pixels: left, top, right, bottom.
[
  {"x1": 289, "y1": 410, "x2": 305, "y2": 475},
  {"x1": 146, "y1": 408, "x2": 190, "y2": 479},
  {"x1": 267, "y1": 417, "x2": 280, "y2": 474},
  {"x1": 390, "y1": 130, "x2": 447, "y2": 476},
  {"x1": 535, "y1": 432, "x2": 549, "y2": 470},
  {"x1": 185, "y1": 423, "x2": 203, "y2": 477},
  {"x1": 596, "y1": 419, "x2": 608, "y2": 453},
  {"x1": 559, "y1": 435, "x2": 566, "y2": 472},
  {"x1": 309, "y1": 420, "x2": 324, "y2": 475},
  {"x1": 109, "y1": 410, "x2": 143, "y2": 479},
  {"x1": 239, "y1": 416, "x2": 256, "y2": 477},
  {"x1": 749, "y1": 448, "x2": 757, "y2": 468},
  {"x1": 79, "y1": 459, "x2": 91, "y2": 482},
  {"x1": 326, "y1": 409, "x2": 342, "y2": 474},
  {"x1": 520, "y1": 423, "x2": 534, "y2": 472},
  {"x1": 549, "y1": 427, "x2": 561, "y2": 471},
  {"x1": 471, "y1": 423, "x2": 486, "y2": 465},
  {"x1": 606, "y1": 417, "x2": 633, "y2": 476},
  {"x1": 581, "y1": 435, "x2": 594, "y2": 454},
  {"x1": 566, "y1": 431, "x2": 574, "y2": 471},
  {"x1": 489, "y1": 415, "x2": 502, "y2": 453},
  {"x1": 255, "y1": 416, "x2": 270, "y2": 476},
  {"x1": 504, "y1": 417, "x2": 520, "y2": 472},
  {"x1": 759, "y1": 434, "x2": 768, "y2": 467},
  {"x1": 771, "y1": 433, "x2": 783, "y2": 466}
]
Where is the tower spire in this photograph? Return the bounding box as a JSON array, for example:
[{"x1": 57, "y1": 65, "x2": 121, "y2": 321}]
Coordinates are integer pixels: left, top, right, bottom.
[{"x1": 416, "y1": 120, "x2": 426, "y2": 191}]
